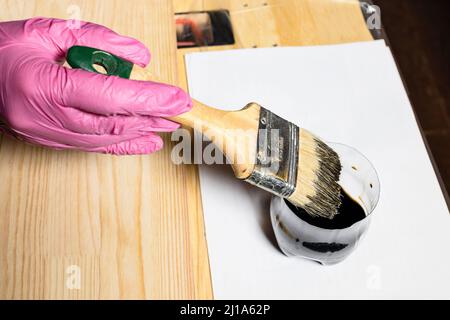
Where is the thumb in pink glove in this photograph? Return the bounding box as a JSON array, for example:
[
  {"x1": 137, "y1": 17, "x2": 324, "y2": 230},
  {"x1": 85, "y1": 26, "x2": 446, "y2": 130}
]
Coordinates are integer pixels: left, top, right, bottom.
[{"x1": 0, "y1": 17, "x2": 192, "y2": 155}]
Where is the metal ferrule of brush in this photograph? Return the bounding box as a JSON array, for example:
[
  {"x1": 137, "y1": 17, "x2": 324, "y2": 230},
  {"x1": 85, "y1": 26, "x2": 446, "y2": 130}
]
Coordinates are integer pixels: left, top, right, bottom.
[{"x1": 245, "y1": 107, "x2": 299, "y2": 198}]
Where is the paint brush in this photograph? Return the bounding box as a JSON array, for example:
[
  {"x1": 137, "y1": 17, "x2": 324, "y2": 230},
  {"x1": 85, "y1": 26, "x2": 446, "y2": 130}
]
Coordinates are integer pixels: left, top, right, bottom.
[{"x1": 67, "y1": 46, "x2": 342, "y2": 219}]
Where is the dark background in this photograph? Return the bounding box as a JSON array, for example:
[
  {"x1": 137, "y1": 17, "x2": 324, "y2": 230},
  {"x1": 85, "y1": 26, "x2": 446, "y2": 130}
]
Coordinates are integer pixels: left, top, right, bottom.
[{"x1": 374, "y1": 0, "x2": 449, "y2": 196}]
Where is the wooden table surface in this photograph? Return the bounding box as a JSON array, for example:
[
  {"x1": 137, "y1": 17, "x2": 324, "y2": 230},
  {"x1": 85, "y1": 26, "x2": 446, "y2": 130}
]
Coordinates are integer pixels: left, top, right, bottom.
[{"x1": 0, "y1": 0, "x2": 372, "y2": 299}]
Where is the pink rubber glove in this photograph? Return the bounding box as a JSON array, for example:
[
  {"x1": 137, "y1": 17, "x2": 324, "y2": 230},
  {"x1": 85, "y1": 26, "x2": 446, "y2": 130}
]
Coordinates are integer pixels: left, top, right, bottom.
[{"x1": 0, "y1": 17, "x2": 191, "y2": 155}]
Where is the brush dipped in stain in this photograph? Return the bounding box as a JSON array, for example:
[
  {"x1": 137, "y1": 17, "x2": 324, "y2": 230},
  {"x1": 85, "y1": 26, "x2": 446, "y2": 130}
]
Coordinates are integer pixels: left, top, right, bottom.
[
  {"x1": 66, "y1": 46, "x2": 343, "y2": 219},
  {"x1": 165, "y1": 99, "x2": 343, "y2": 220},
  {"x1": 290, "y1": 129, "x2": 342, "y2": 218}
]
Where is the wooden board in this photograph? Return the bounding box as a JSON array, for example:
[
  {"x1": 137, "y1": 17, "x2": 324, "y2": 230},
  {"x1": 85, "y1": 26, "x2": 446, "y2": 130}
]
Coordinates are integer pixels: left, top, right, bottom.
[
  {"x1": 0, "y1": 0, "x2": 212, "y2": 300},
  {"x1": 0, "y1": 0, "x2": 373, "y2": 300}
]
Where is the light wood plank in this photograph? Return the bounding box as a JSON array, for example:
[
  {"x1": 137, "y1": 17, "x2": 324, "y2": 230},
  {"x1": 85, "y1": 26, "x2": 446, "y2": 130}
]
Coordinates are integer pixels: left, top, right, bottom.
[
  {"x1": 0, "y1": 0, "x2": 212, "y2": 300},
  {"x1": 174, "y1": 0, "x2": 373, "y2": 47}
]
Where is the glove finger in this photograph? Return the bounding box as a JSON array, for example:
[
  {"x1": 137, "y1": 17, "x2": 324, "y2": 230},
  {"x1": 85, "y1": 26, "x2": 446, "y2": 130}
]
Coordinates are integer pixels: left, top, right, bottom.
[
  {"x1": 49, "y1": 63, "x2": 192, "y2": 117},
  {"x1": 20, "y1": 18, "x2": 150, "y2": 66},
  {"x1": 59, "y1": 107, "x2": 180, "y2": 135},
  {"x1": 19, "y1": 131, "x2": 163, "y2": 155},
  {"x1": 80, "y1": 134, "x2": 163, "y2": 155},
  {"x1": 21, "y1": 127, "x2": 143, "y2": 149}
]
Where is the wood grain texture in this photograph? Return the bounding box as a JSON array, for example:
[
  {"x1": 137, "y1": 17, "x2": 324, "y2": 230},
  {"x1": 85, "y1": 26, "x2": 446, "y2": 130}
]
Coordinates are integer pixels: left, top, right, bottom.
[
  {"x1": 0, "y1": 0, "x2": 212, "y2": 300},
  {"x1": 173, "y1": 0, "x2": 373, "y2": 47}
]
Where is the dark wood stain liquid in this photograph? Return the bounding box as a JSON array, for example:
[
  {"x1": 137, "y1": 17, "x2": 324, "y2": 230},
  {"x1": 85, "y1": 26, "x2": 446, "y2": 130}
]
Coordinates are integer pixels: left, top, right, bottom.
[{"x1": 285, "y1": 189, "x2": 366, "y2": 230}]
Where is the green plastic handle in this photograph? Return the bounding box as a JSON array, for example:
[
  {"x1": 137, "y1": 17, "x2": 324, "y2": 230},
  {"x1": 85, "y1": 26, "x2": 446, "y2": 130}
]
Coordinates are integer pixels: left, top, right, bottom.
[{"x1": 66, "y1": 46, "x2": 134, "y2": 79}]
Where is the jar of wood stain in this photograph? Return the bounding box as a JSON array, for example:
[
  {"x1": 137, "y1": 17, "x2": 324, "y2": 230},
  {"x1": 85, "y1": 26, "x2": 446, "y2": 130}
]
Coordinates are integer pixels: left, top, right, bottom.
[{"x1": 270, "y1": 143, "x2": 380, "y2": 265}]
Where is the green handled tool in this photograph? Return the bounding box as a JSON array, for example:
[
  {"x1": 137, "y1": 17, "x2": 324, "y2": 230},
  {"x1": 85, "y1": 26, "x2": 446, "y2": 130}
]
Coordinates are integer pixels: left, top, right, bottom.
[{"x1": 67, "y1": 45, "x2": 133, "y2": 79}]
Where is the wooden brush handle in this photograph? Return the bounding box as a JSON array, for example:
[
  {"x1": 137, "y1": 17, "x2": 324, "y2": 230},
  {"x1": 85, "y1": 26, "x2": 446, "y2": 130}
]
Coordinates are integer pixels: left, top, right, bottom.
[{"x1": 131, "y1": 67, "x2": 259, "y2": 179}]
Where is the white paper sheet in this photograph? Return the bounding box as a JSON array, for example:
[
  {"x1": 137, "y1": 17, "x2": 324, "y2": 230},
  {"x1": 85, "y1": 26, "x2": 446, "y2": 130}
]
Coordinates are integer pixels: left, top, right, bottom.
[{"x1": 185, "y1": 40, "x2": 450, "y2": 299}]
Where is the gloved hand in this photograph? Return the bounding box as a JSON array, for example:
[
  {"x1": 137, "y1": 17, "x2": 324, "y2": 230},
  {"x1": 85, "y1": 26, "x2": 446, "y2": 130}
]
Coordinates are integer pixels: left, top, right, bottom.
[{"x1": 0, "y1": 17, "x2": 191, "y2": 155}]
